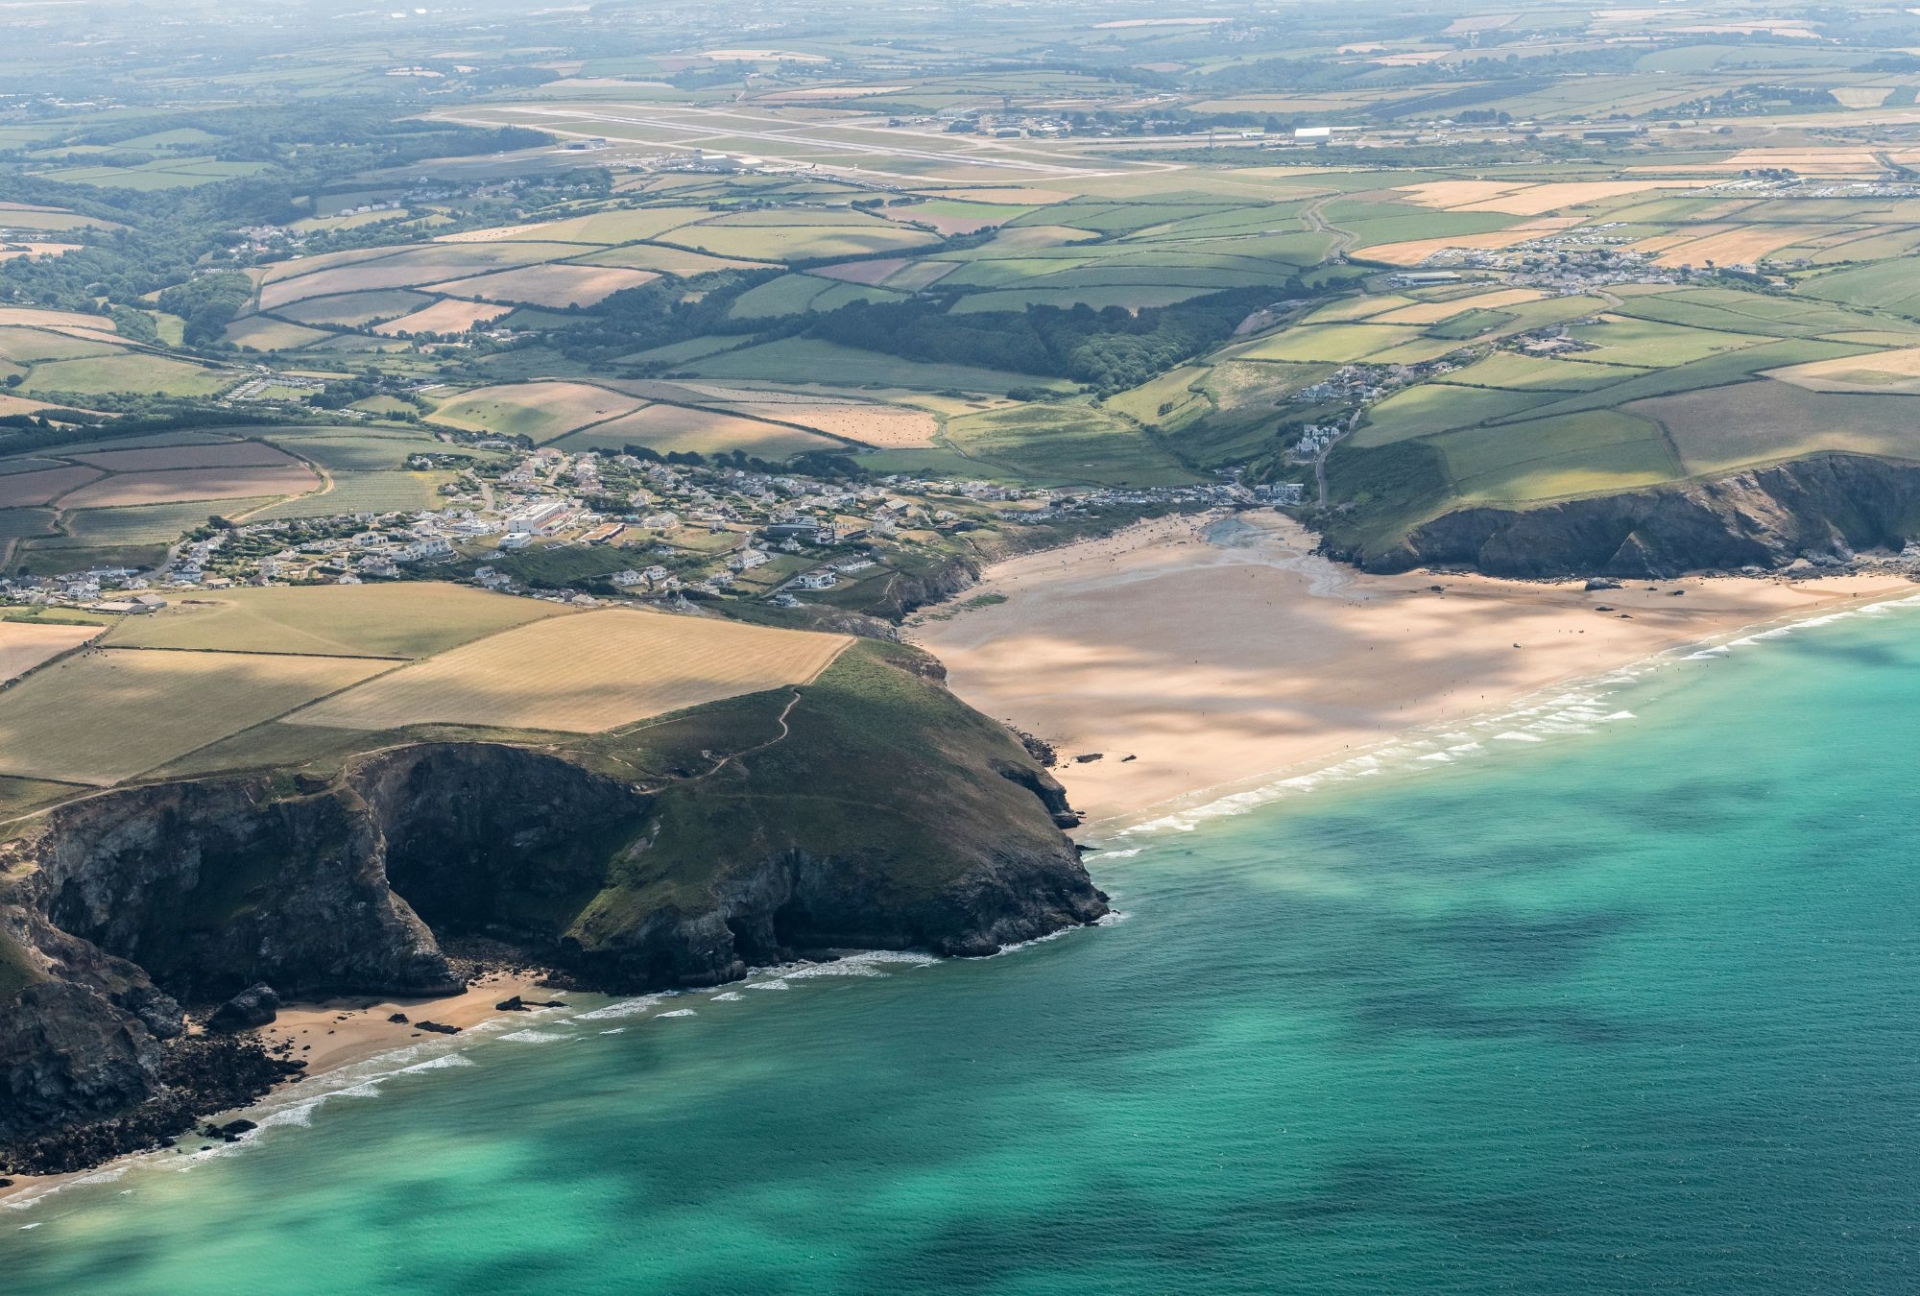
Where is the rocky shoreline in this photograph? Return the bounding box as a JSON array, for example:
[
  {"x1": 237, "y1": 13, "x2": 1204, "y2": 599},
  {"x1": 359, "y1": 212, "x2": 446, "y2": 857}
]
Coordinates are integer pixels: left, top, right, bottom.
[{"x1": 0, "y1": 645, "x2": 1109, "y2": 1175}]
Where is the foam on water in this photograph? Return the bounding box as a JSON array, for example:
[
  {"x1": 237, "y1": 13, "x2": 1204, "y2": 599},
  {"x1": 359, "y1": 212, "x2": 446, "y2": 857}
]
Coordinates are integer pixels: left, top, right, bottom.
[
  {"x1": 1113, "y1": 592, "x2": 1920, "y2": 840},
  {"x1": 497, "y1": 1030, "x2": 571, "y2": 1045},
  {"x1": 573, "y1": 995, "x2": 664, "y2": 1022}
]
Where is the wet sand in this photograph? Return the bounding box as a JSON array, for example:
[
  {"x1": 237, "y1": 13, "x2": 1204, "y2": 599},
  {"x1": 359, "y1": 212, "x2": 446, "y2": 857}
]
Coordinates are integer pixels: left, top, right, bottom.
[{"x1": 914, "y1": 511, "x2": 1916, "y2": 827}]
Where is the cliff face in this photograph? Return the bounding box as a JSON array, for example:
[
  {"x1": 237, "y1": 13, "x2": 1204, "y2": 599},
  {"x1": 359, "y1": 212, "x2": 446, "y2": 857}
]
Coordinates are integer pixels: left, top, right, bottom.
[
  {"x1": 1341, "y1": 455, "x2": 1920, "y2": 577},
  {"x1": 0, "y1": 642, "x2": 1105, "y2": 1168}
]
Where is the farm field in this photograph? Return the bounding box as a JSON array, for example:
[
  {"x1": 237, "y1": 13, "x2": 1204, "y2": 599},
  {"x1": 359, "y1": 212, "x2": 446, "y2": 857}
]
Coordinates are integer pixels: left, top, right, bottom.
[
  {"x1": 0, "y1": 647, "x2": 391, "y2": 784},
  {"x1": 55, "y1": 463, "x2": 320, "y2": 508},
  {"x1": 561, "y1": 403, "x2": 835, "y2": 457},
  {"x1": 102, "y1": 583, "x2": 563, "y2": 658},
  {"x1": 429, "y1": 264, "x2": 658, "y2": 308},
  {"x1": 18, "y1": 353, "x2": 229, "y2": 398},
  {"x1": 0, "y1": 621, "x2": 100, "y2": 683},
  {"x1": 431, "y1": 381, "x2": 645, "y2": 442},
  {"x1": 372, "y1": 298, "x2": 513, "y2": 336},
  {"x1": 289, "y1": 607, "x2": 851, "y2": 734}
]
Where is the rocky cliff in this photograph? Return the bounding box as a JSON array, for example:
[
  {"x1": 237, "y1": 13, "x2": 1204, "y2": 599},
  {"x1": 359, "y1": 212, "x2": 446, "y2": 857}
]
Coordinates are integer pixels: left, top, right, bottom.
[
  {"x1": 0, "y1": 640, "x2": 1105, "y2": 1171},
  {"x1": 1341, "y1": 454, "x2": 1920, "y2": 577}
]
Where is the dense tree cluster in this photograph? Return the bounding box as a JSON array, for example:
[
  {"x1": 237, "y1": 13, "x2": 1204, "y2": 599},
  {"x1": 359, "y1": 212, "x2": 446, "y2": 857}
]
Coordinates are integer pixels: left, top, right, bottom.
[{"x1": 805, "y1": 287, "x2": 1291, "y2": 393}]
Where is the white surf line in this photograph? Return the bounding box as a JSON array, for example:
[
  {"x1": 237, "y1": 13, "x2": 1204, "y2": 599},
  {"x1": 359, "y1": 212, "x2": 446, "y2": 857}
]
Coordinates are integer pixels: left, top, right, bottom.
[{"x1": 1089, "y1": 583, "x2": 1920, "y2": 843}]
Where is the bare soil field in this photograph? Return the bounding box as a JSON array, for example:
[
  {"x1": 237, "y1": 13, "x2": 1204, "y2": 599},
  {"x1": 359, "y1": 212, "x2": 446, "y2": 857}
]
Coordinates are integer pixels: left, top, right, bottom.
[
  {"x1": 372, "y1": 298, "x2": 515, "y2": 336},
  {"x1": 427, "y1": 264, "x2": 659, "y2": 308},
  {"x1": 810, "y1": 258, "x2": 908, "y2": 285},
  {"x1": 56, "y1": 464, "x2": 321, "y2": 509},
  {"x1": 0, "y1": 465, "x2": 102, "y2": 507},
  {"x1": 70, "y1": 442, "x2": 299, "y2": 472},
  {"x1": 288, "y1": 607, "x2": 851, "y2": 734}
]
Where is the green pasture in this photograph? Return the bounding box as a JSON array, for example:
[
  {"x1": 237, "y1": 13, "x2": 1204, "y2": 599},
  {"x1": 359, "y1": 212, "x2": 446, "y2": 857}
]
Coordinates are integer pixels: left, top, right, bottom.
[{"x1": 942, "y1": 402, "x2": 1196, "y2": 487}]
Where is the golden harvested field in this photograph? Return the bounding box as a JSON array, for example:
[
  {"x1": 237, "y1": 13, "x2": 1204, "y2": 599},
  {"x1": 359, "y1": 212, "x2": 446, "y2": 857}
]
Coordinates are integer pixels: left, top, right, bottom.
[
  {"x1": 1717, "y1": 148, "x2": 1884, "y2": 176},
  {"x1": 0, "y1": 622, "x2": 100, "y2": 684},
  {"x1": 372, "y1": 298, "x2": 514, "y2": 336},
  {"x1": 0, "y1": 393, "x2": 79, "y2": 418},
  {"x1": 0, "y1": 465, "x2": 101, "y2": 507},
  {"x1": 102, "y1": 583, "x2": 562, "y2": 657},
  {"x1": 1356, "y1": 227, "x2": 1562, "y2": 266},
  {"x1": 1462, "y1": 180, "x2": 1711, "y2": 214},
  {"x1": 57, "y1": 463, "x2": 320, "y2": 509},
  {"x1": 1394, "y1": 180, "x2": 1528, "y2": 208},
  {"x1": 435, "y1": 223, "x2": 553, "y2": 243},
  {"x1": 1372, "y1": 288, "x2": 1545, "y2": 324},
  {"x1": 0, "y1": 307, "x2": 120, "y2": 336},
  {"x1": 738, "y1": 402, "x2": 940, "y2": 447},
  {"x1": 428, "y1": 264, "x2": 658, "y2": 308},
  {"x1": 1637, "y1": 225, "x2": 1826, "y2": 268},
  {"x1": 432, "y1": 381, "x2": 645, "y2": 442},
  {"x1": 288, "y1": 607, "x2": 851, "y2": 734},
  {"x1": 71, "y1": 441, "x2": 298, "y2": 472},
  {"x1": 492, "y1": 207, "x2": 707, "y2": 245},
  {"x1": 1764, "y1": 347, "x2": 1920, "y2": 393},
  {"x1": 0, "y1": 648, "x2": 392, "y2": 785},
  {"x1": 585, "y1": 403, "x2": 834, "y2": 456}
]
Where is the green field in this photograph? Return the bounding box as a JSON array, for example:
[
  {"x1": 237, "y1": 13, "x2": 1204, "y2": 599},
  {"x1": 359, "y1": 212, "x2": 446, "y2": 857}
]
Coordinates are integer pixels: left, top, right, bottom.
[
  {"x1": 1435, "y1": 409, "x2": 1680, "y2": 505},
  {"x1": 103, "y1": 583, "x2": 563, "y2": 658},
  {"x1": 681, "y1": 337, "x2": 1074, "y2": 395},
  {"x1": 0, "y1": 647, "x2": 390, "y2": 784},
  {"x1": 19, "y1": 353, "x2": 230, "y2": 398},
  {"x1": 943, "y1": 402, "x2": 1196, "y2": 486},
  {"x1": 252, "y1": 469, "x2": 453, "y2": 519}
]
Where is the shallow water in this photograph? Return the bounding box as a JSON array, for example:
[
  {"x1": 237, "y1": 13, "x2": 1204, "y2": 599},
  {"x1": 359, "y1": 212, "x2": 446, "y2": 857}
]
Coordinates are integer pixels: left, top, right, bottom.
[{"x1": 6, "y1": 603, "x2": 1920, "y2": 1293}]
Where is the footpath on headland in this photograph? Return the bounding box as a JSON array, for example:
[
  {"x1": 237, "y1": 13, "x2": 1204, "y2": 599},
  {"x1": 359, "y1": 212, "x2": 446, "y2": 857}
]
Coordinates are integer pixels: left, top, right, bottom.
[{"x1": 913, "y1": 511, "x2": 1917, "y2": 828}]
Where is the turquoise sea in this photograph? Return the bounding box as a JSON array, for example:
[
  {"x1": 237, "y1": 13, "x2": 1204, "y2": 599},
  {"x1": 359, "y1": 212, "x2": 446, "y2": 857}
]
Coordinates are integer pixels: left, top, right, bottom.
[{"x1": 6, "y1": 601, "x2": 1920, "y2": 1294}]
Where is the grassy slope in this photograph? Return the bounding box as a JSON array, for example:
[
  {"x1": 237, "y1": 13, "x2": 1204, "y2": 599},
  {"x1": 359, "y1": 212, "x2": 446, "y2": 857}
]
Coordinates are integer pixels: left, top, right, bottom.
[{"x1": 568, "y1": 638, "x2": 1069, "y2": 943}]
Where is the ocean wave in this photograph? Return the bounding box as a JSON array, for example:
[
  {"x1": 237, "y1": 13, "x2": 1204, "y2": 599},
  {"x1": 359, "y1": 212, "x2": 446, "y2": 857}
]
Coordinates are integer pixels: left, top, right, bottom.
[
  {"x1": 573, "y1": 995, "x2": 663, "y2": 1022},
  {"x1": 654, "y1": 1009, "x2": 696, "y2": 1019},
  {"x1": 708, "y1": 991, "x2": 744, "y2": 1002},
  {"x1": 1110, "y1": 589, "x2": 1920, "y2": 841},
  {"x1": 399, "y1": 1053, "x2": 475, "y2": 1075},
  {"x1": 746, "y1": 979, "x2": 790, "y2": 991},
  {"x1": 497, "y1": 1030, "x2": 571, "y2": 1045}
]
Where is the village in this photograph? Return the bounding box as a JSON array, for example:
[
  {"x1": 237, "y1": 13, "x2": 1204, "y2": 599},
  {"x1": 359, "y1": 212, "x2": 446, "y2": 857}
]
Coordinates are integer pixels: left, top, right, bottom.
[{"x1": 0, "y1": 441, "x2": 1252, "y2": 620}]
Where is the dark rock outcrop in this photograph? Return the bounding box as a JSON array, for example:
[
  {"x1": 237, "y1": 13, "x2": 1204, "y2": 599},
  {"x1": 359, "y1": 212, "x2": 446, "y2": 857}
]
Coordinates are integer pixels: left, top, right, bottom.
[
  {"x1": 207, "y1": 984, "x2": 280, "y2": 1033},
  {"x1": 1343, "y1": 454, "x2": 1920, "y2": 577}
]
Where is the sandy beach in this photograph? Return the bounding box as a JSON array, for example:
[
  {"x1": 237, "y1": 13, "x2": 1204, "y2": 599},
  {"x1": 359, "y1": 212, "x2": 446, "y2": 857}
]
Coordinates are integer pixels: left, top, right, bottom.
[
  {"x1": 914, "y1": 511, "x2": 1917, "y2": 828},
  {"x1": 257, "y1": 969, "x2": 559, "y2": 1077}
]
